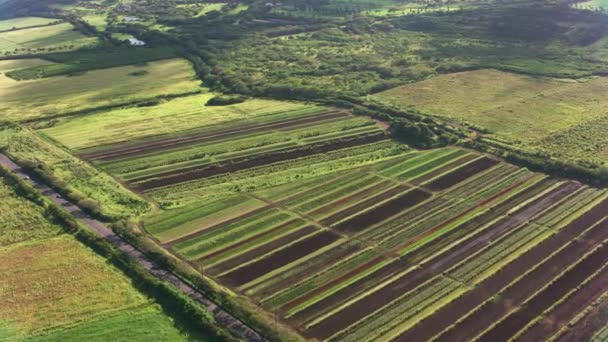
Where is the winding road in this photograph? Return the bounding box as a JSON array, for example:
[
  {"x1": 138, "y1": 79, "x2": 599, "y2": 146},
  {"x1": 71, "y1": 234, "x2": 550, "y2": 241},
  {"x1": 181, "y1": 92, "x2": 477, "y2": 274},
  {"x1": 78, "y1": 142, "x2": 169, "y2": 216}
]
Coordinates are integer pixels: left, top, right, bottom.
[{"x1": 0, "y1": 153, "x2": 265, "y2": 342}]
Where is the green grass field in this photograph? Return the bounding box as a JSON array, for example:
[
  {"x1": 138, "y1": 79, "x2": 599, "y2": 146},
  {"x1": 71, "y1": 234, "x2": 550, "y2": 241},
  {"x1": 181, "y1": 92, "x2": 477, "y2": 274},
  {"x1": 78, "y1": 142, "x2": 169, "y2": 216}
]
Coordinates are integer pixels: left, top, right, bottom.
[
  {"x1": 0, "y1": 22, "x2": 98, "y2": 56},
  {"x1": 0, "y1": 17, "x2": 58, "y2": 31},
  {"x1": 374, "y1": 69, "x2": 608, "y2": 165},
  {"x1": 0, "y1": 236, "x2": 191, "y2": 341},
  {"x1": 0, "y1": 58, "x2": 201, "y2": 121}
]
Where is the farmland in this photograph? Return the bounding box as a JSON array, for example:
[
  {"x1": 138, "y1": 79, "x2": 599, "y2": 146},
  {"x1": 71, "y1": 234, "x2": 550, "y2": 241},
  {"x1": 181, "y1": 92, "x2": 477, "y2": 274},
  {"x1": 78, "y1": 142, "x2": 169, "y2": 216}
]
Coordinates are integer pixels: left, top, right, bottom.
[
  {"x1": 374, "y1": 69, "x2": 608, "y2": 167},
  {"x1": 0, "y1": 173, "x2": 198, "y2": 341},
  {"x1": 46, "y1": 86, "x2": 608, "y2": 340}
]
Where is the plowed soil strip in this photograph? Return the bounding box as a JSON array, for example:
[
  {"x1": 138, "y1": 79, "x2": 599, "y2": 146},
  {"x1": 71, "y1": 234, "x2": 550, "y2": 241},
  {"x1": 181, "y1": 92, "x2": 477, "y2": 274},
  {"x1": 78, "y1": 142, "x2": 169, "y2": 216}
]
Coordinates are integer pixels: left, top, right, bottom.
[
  {"x1": 80, "y1": 110, "x2": 348, "y2": 161},
  {"x1": 392, "y1": 197, "x2": 608, "y2": 342},
  {"x1": 165, "y1": 206, "x2": 272, "y2": 247},
  {"x1": 432, "y1": 201, "x2": 608, "y2": 342},
  {"x1": 219, "y1": 231, "x2": 340, "y2": 287},
  {"x1": 207, "y1": 225, "x2": 317, "y2": 276},
  {"x1": 196, "y1": 219, "x2": 302, "y2": 264},
  {"x1": 478, "y1": 228, "x2": 608, "y2": 342},
  {"x1": 556, "y1": 292, "x2": 608, "y2": 341},
  {"x1": 410, "y1": 153, "x2": 479, "y2": 185},
  {"x1": 332, "y1": 189, "x2": 431, "y2": 234},
  {"x1": 304, "y1": 182, "x2": 579, "y2": 340},
  {"x1": 319, "y1": 185, "x2": 410, "y2": 227},
  {"x1": 515, "y1": 252, "x2": 608, "y2": 342},
  {"x1": 289, "y1": 178, "x2": 556, "y2": 326},
  {"x1": 425, "y1": 157, "x2": 500, "y2": 192},
  {"x1": 134, "y1": 133, "x2": 387, "y2": 191}
]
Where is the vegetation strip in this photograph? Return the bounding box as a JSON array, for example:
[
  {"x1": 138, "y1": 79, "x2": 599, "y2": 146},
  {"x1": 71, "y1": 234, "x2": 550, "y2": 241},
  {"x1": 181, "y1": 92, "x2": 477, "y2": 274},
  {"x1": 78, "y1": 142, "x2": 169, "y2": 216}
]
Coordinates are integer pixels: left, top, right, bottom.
[{"x1": 303, "y1": 181, "x2": 579, "y2": 340}]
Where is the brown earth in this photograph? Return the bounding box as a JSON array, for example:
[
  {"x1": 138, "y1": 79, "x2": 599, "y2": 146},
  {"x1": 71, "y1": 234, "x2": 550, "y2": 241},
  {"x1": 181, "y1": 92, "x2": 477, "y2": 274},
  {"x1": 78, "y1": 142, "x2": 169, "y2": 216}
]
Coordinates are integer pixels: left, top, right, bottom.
[{"x1": 411, "y1": 153, "x2": 479, "y2": 185}]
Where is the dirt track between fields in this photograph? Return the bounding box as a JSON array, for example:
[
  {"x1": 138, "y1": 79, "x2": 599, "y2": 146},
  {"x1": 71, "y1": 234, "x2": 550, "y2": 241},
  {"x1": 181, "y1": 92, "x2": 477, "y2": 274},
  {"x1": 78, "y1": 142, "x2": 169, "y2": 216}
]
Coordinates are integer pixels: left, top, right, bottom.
[{"x1": 0, "y1": 153, "x2": 266, "y2": 342}]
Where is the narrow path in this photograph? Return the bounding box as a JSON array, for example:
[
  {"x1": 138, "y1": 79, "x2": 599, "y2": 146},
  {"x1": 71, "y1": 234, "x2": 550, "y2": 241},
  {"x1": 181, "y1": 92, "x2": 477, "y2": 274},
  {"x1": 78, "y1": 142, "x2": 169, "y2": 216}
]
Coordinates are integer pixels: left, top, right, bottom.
[{"x1": 0, "y1": 153, "x2": 266, "y2": 342}]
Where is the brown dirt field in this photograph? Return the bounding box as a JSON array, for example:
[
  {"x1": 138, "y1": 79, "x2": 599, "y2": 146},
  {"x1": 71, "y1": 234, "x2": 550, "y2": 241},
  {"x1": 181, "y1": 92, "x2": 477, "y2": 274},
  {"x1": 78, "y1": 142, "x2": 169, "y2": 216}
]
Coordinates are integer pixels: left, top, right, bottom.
[
  {"x1": 133, "y1": 133, "x2": 388, "y2": 191},
  {"x1": 393, "y1": 197, "x2": 608, "y2": 342},
  {"x1": 434, "y1": 200, "x2": 608, "y2": 342},
  {"x1": 319, "y1": 185, "x2": 411, "y2": 227},
  {"x1": 307, "y1": 180, "x2": 395, "y2": 218},
  {"x1": 194, "y1": 218, "x2": 302, "y2": 263},
  {"x1": 425, "y1": 157, "x2": 500, "y2": 191},
  {"x1": 515, "y1": 249, "x2": 608, "y2": 342},
  {"x1": 332, "y1": 189, "x2": 431, "y2": 234},
  {"x1": 219, "y1": 231, "x2": 340, "y2": 287},
  {"x1": 556, "y1": 292, "x2": 608, "y2": 341},
  {"x1": 206, "y1": 225, "x2": 317, "y2": 276},
  {"x1": 478, "y1": 232, "x2": 608, "y2": 342},
  {"x1": 411, "y1": 153, "x2": 479, "y2": 185},
  {"x1": 165, "y1": 206, "x2": 272, "y2": 247},
  {"x1": 303, "y1": 182, "x2": 579, "y2": 340},
  {"x1": 289, "y1": 178, "x2": 556, "y2": 327},
  {"x1": 79, "y1": 110, "x2": 348, "y2": 161}
]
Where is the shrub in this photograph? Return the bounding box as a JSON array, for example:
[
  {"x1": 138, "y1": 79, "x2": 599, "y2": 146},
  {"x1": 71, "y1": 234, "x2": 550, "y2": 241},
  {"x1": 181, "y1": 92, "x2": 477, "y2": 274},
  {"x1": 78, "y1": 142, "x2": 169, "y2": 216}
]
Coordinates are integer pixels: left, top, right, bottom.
[{"x1": 206, "y1": 95, "x2": 247, "y2": 106}]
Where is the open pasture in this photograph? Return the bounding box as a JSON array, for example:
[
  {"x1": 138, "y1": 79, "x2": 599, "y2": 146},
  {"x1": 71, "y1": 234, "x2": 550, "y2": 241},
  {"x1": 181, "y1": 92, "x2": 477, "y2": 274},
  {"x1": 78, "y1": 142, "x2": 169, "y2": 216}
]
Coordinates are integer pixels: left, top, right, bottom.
[
  {"x1": 0, "y1": 22, "x2": 98, "y2": 56},
  {"x1": 1, "y1": 58, "x2": 200, "y2": 121},
  {"x1": 374, "y1": 69, "x2": 608, "y2": 166},
  {"x1": 0, "y1": 17, "x2": 58, "y2": 31}
]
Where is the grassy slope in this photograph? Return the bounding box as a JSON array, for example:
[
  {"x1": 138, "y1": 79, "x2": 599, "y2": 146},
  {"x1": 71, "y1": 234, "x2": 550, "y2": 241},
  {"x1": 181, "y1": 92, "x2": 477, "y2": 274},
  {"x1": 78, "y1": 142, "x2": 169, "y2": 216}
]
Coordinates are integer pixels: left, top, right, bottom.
[
  {"x1": 0, "y1": 17, "x2": 57, "y2": 31},
  {"x1": 0, "y1": 22, "x2": 98, "y2": 55},
  {"x1": 373, "y1": 69, "x2": 608, "y2": 164},
  {"x1": 0, "y1": 58, "x2": 201, "y2": 121}
]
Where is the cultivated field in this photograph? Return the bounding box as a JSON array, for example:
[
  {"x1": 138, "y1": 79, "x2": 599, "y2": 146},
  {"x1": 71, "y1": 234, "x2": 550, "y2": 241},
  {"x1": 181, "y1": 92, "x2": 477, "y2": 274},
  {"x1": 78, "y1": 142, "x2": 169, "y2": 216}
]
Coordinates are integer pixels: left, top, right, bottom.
[
  {"x1": 0, "y1": 58, "x2": 201, "y2": 121},
  {"x1": 52, "y1": 94, "x2": 608, "y2": 340},
  {"x1": 0, "y1": 22, "x2": 98, "y2": 56},
  {"x1": 374, "y1": 69, "x2": 608, "y2": 166},
  {"x1": 0, "y1": 17, "x2": 58, "y2": 31}
]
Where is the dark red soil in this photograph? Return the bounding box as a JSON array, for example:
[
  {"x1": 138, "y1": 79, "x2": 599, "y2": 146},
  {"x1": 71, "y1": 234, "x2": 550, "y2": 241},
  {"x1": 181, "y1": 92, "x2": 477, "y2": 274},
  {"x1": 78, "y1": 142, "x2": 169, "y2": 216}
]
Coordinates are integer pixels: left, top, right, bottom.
[
  {"x1": 302, "y1": 182, "x2": 579, "y2": 340},
  {"x1": 307, "y1": 180, "x2": 394, "y2": 218},
  {"x1": 219, "y1": 231, "x2": 340, "y2": 287},
  {"x1": 79, "y1": 110, "x2": 349, "y2": 161},
  {"x1": 392, "y1": 196, "x2": 608, "y2": 342},
  {"x1": 207, "y1": 225, "x2": 317, "y2": 276},
  {"x1": 411, "y1": 153, "x2": 479, "y2": 185},
  {"x1": 478, "y1": 225, "x2": 608, "y2": 342},
  {"x1": 288, "y1": 178, "x2": 556, "y2": 326},
  {"x1": 515, "y1": 248, "x2": 608, "y2": 342},
  {"x1": 165, "y1": 206, "x2": 271, "y2": 246},
  {"x1": 331, "y1": 188, "x2": 431, "y2": 234},
  {"x1": 556, "y1": 290, "x2": 608, "y2": 341},
  {"x1": 432, "y1": 198, "x2": 608, "y2": 342},
  {"x1": 319, "y1": 185, "x2": 411, "y2": 227},
  {"x1": 425, "y1": 157, "x2": 500, "y2": 191},
  {"x1": 195, "y1": 218, "x2": 302, "y2": 263},
  {"x1": 134, "y1": 133, "x2": 388, "y2": 191}
]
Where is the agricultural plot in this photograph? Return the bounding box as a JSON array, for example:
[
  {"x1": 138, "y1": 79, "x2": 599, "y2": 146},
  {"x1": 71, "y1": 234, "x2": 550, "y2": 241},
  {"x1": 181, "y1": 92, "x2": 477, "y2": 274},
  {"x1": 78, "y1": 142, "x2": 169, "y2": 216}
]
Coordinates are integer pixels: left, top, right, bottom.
[
  {"x1": 0, "y1": 58, "x2": 200, "y2": 121},
  {"x1": 48, "y1": 94, "x2": 608, "y2": 340},
  {"x1": 374, "y1": 69, "x2": 608, "y2": 166},
  {"x1": 0, "y1": 17, "x2": 58, "y2": 31},
  {"x1": 0, "y1": 22, "x2": 98, "y2": 56}
]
